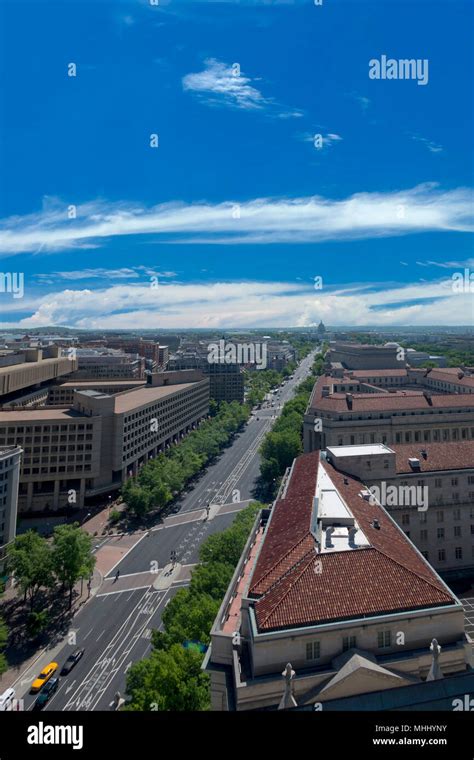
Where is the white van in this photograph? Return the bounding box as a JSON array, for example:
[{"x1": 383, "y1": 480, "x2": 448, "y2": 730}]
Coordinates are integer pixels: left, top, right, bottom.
[{"x1": 0, "y1": 687, "x2": 15, "y2": 711}]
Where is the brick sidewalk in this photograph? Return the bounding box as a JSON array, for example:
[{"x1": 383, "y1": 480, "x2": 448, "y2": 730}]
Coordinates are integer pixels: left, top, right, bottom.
[{"x1": 80, "y1": 499, "x2": 126, "y2": 536}]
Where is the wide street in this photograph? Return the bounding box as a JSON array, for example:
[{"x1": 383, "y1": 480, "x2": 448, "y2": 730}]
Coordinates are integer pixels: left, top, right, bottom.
[{"x1": 12, "y1": 350, "x2": 318, "y2": 711}]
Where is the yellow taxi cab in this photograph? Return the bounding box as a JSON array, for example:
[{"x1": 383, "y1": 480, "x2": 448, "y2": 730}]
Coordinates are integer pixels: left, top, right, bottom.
[{"x1": 30, "y1": 662, "x2": 58, "y2": 693}]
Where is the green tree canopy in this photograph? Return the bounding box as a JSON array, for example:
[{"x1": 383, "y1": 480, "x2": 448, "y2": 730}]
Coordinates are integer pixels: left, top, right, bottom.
[
  {"x1": 7, "y1": 531, "x2": 53, "y2": 609},
  {"x1": 125, "y1": 644, "x2": 210, "y2": 711},
  {"x1": 51, "y1": 524, "x2": 95, "y2": 608}
]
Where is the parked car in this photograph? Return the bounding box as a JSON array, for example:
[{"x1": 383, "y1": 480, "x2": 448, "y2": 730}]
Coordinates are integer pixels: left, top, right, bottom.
[
  {"x1": 33, "y1": 677, "x2": 59, "y2": 710},
  {"x1": 0, "y1": 688, "x2": 15, "y2": 711},
  {"x1": 61, "y1": 648, "x2": 85, "y2": 675},
  {"x1": 31, "y1": 662, "x2": 58, "y2": 693}
]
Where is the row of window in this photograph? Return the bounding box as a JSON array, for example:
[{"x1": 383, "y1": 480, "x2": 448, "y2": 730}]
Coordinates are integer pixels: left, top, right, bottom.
[
  {"x1": 421, "y1": 547, "x2": 468, "y2": 561},
  {"x1": 405, "y1": 524, "x2": 474, "y2": 539},
  {"x1": 305, "y1": 631, "x2": 393, "y2": 662},
  {"x1": 334, "y1": 428, "x2": 474, "y2": 446}
]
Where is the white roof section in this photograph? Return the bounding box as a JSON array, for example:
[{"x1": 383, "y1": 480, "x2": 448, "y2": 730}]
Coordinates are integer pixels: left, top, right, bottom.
[
  {"x1": 314, "y1": 463, "x2": 370, "y2": 553},
  {"x1": 327, "y1": 444, "x2": 395, "y2": 458}
]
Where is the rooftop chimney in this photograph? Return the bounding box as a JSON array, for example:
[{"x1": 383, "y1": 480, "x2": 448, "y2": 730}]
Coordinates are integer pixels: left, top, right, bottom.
[{"x1": 346, "y1": 393, "x2": 353, "y2": 410}]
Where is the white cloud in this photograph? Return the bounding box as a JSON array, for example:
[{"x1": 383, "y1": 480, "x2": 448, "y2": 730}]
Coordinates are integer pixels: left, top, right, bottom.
[
  {"x1": 0, "y1": 276, "x2": 472, "y2": 330},
  {"x1": 34, "y1": 266, "x2": 176, "y2": 282},
  {"x1": 0, "y1": 184, "x2": 472, "y2": 254},
  {"x1": 182, "y1": 58, "x2": 303, "y2": 117},
  {"x1": 411, "y1": 135, "x2": 443, "y2": 154}
]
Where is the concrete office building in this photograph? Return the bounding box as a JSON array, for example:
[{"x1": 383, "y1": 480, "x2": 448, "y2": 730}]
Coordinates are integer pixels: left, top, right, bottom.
[
  {"x1": 0, "y1": 446, "x2": 22, "y2": 571},
  {"x1": 103, "y1": 337, "x2": 161, "y2": 368},
  {"x1": 72, "y1": 349, "x2": 145, "y2": 380},
  {"x1": 327, "y1": 341, "x2": 405, "y2": 370},
  {"x1": 0, "y1": 346, "x2": 77, "y2": 402},
  {"x1": 303, "y1": 368, "x2": 474, "y2": 453},
  {"x1": 0, "y1": 371, "x2": 209, "y2": 513},
  {"x1": 325, "y1": 442, "x2": 474, "y2": 582},
  {"x1": 47, "y1": 380, "x2": 146, "y2": 406},
  {"x1": 169, "y1": 348, "x2": 245, "y2": 403},
  {"x1": 204, "y1": 451, "x2": 472, "y2": 711}
]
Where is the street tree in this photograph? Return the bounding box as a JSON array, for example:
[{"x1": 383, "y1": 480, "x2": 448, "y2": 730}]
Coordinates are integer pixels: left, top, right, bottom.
[
  {"x1": 125, "y1": 644, "x2": 210, "y2": 711},
  {"x1": 7, "y1": 531, "x2": 53, "y2": 609},
  {"x1": 51, "y1": 524, "x2": 95, "y2": 608}
]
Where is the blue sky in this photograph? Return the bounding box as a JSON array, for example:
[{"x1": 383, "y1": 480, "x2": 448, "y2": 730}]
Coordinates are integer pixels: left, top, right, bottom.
[{"x1": 0, "y1": 0, "x2": 472, "y2": 328}]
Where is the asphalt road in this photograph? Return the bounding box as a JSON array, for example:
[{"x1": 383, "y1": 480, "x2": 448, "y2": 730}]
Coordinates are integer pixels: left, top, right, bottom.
[{"x1": 13, "y1": 349, "x2": 318, "y2": 712}]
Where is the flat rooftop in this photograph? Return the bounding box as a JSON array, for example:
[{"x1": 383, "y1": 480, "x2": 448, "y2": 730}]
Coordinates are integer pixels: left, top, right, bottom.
[
  {"x1": 114, "y1": 381, "x2": 202, "y2": 413},
  {"x1": 0, "y1": 408, "x2": 87, "y2": 422},
  {"x1": 58, "y1": 380, "x2": 145, "y2": 388},
  {"x1": 327, "y1": 444, "x2": 395, "y2": 457},
  {"x1": 0, "y1": 356, "x2": 68, "y2": 375}
]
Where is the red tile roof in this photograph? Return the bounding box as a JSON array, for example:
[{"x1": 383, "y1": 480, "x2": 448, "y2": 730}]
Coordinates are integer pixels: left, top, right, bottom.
[
  {"x1": 349, "y1": 369, "x2": 408, "y2": 378},
  {"x1": 391, "y1": 441, "x2": 474, "y2": 473},
  {"x1": 250, "y1": 453, "x2": 456, "y2": 632},
  {"x1": 426, "y1": 369, "x2": 474, "y2": 388},
  {"x1": 308, "y1": 374, "x2": 474, "y2": 413}
]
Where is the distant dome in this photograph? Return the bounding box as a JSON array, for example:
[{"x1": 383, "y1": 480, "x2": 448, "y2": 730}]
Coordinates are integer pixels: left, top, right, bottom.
[{"x1": 384, "y1": 341, "x2": 400, "y2": 348}]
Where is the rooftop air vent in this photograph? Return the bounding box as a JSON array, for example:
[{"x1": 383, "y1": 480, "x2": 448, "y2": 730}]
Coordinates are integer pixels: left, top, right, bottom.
[
  {"x1": 360, "y1": 489, "x2": 372, "y2": 501},
  {"x1": 348, "y1": 527, "x2": 358, "y2": 547},
  {"x1": 420, "y1": 449, "x2": 428, "y2": 460},
  {"x1": 409, "y1": 457, "x2": 421, "y2": 470},
  {"x1": 325, "y1": 526, "x2": 335, "y2": 548},
  {"x1": 423, "y1": 390, "x2": 433, "y2": 405},
  {"x1": 346, "y1": 393, "x2": 353, "y2": 410},
  {"x1": 372, "y1": 519, "x2": 381, "y2": 530}
]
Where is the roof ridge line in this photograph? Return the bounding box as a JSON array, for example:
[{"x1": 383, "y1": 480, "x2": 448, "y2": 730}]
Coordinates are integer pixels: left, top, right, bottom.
[
  {"x1": 250, "y1": 530, "x2": 313, "y2": 593},
  {"x1": 371, "y1": 546, "x2": 452, "y2": 598},
  {"x1": 257, "y1": 549, "x2": 316, "y2": 626}
]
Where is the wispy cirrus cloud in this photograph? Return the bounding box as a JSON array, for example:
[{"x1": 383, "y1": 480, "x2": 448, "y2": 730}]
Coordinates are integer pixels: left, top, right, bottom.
[
  {"x1": 0, "y1": 184, "x2": 471, "y2": 254},
  {"x1": 34, "y1": 266, "x2": 176, "y2": 283},
  {"x1": 182, "y1": 58, "x2": 303, "y2": 117},
  {"x1": 411, "y1": 134, "x2": 443, "y2": 154}
]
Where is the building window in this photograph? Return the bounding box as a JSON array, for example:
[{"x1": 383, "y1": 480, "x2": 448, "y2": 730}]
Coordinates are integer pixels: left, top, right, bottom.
[
  {"x1": 436, "y1": 510, "x2": 444, "y2": 523},
  {"x1": 306, "y1": 641, "x2": 320, "y2": 661},
  {"x1": 455, "y1": 547, "x2": 463, "y2": 560},
  {"x1": 401, "y1": 514, "x2": 410, "y2": 526},
  {"x1": 438, "y1": 549, "x2": 446, "y2": 562},
  {"x1": 419, "y1": 512, "x2": 427, "y2": 524},
  {"x1": 434, "y1": 478, "x2": 442, "y2": 488},
  {"x1": 454, "y1": 526, "x2": 462, "y2": 538},
  {"x1": 343, "y1": 636, "x2": 357, "y2": 651},
  {"x1": 453, "y1": 508, "x2": 461, "y2": 521},
  {"x1": 437, "y1": 528, "x2": 444, "y2": 540},
  {"x1": 420, "y1": 529, "x2": 428, "y2": 542},
  {"x1": 377, "y1": 631, "x2": 391, "y2": 649}
]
